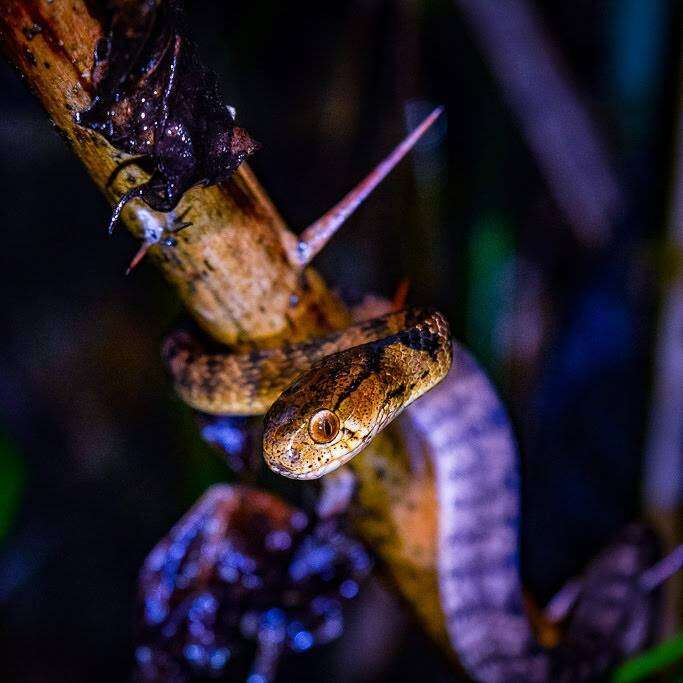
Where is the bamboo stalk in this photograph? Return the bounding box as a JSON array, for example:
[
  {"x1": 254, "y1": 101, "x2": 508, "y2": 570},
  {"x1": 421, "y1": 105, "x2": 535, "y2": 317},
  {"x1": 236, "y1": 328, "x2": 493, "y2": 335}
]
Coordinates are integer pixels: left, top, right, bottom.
[
  {"x1": 455, "y1": 0, "x2": 620, "y2": 245},
  {"x1": 642, "y1": 48, "x2": 683, "y2": 637}
]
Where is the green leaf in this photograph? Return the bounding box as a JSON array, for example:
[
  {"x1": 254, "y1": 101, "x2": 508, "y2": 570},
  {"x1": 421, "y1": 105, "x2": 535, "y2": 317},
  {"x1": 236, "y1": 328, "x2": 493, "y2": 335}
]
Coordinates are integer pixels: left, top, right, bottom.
[
  {"x1": 0, "y1": 433, "x2": 25, "y2": 540},
  {"x1": 612, "y1": 632, "x2": 683, "y2": 682},
  {"x1": 466, "y1": 211, "x2": 515, "y2": 375}
]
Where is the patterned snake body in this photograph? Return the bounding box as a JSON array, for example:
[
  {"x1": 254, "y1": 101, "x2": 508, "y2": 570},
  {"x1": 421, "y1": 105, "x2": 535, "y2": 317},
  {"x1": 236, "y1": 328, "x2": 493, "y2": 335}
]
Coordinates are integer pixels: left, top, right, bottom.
[
  {"x1": 406, "y1": 343, "x2": 548, "y2": 681},
  {"x1": 406, "y1": 343, "x2": 657, "y2": 682},
  {"x1": 164, "y1": 307, "x2": 657, "y2": 681}
]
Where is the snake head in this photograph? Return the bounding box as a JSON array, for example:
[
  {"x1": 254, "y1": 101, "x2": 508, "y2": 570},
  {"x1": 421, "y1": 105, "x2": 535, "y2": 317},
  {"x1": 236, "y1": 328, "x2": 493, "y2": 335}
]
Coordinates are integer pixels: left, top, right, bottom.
[{"x1": 262, "y1": 349, "x2": 388, "y2": 480}]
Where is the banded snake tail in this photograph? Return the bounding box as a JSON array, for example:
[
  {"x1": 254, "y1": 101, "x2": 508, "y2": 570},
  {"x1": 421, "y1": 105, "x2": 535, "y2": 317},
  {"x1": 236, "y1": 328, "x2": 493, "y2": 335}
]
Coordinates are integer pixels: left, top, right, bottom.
[{"x1": 163, "y1": 307, "x2": 659, "y2": 682}]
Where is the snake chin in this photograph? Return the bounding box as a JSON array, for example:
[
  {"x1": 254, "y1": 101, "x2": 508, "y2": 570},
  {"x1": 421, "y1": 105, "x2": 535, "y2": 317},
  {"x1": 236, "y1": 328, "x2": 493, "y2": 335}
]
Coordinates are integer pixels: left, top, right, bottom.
[
  {"x1": 266, "y1": 453, "x2": 355, "y2": 480},
  {"x1": 268, "y1": 461, "x2": 339, "y2": 480}
]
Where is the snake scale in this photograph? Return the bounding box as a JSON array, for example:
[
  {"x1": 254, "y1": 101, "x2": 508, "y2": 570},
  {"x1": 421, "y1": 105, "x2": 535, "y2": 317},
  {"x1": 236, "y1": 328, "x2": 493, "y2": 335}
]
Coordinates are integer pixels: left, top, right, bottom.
[{"x1": 164, "y1": 305, "x2": 657, "y2": 682}]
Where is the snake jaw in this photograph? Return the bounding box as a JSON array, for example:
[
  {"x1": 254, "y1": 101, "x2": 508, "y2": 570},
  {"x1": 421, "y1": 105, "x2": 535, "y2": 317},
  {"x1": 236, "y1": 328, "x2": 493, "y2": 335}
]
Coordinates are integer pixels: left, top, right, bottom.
[
  {"x1": 265, "y1": 442, "x2": 366, "y2": 480},
  {"x1": 264, "y1": 411, "x2": 374, "y2": 480},
  {"x1": 263, "y1": 402, "x2": 366, "y2": 480},
  {"x1": 263, "y1": 420, "x2": 343, "y2": 480},
  {"x1": 267, "y1": 456, "x2": 344, "y2": 481}
]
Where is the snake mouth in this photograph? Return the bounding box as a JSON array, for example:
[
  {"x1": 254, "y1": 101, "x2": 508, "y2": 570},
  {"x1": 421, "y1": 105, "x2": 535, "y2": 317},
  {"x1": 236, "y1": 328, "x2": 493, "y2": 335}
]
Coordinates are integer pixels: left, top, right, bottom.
[{"x1": 266, "y1": 455, "x2": 345, "y2": 481}]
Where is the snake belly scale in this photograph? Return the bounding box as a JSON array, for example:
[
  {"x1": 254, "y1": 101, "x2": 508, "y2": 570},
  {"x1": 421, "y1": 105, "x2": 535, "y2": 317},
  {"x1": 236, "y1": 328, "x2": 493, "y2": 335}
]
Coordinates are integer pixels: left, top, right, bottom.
[{"x1": 163, "y1": 307, "x2": 453, "y2": 478}]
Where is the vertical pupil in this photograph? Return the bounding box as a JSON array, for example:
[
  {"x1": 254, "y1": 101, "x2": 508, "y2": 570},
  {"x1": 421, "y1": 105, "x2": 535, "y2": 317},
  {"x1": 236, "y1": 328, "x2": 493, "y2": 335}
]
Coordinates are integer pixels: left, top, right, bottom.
[{"x1": 310, "y1": 410, "x2": 339, "y2": 443}]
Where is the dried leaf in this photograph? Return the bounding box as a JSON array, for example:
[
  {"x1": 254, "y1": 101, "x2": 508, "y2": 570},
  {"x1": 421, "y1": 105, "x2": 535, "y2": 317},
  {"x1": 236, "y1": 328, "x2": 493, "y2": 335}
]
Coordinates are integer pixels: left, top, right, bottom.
[
  {"x1": 76, "y1": 0, "x2": 259, "y2": 231},
  {"x1": 135, "y1": 485, "x2": 371, "y2": 681}
]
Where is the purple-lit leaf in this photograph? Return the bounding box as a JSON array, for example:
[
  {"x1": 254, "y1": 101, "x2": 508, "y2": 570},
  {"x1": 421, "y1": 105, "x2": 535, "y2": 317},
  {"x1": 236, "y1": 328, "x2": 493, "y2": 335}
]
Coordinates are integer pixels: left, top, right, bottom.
[{"x1": 136, "y1": 485, "x2": 371, "y2": 681}]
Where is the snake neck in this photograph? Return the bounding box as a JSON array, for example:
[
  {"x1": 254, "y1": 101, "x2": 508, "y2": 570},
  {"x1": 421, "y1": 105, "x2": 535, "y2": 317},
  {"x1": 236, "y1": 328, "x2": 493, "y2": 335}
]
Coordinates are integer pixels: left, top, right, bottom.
[{"x1": 163, "y1": 307, "x2": 449, "y2": 416}]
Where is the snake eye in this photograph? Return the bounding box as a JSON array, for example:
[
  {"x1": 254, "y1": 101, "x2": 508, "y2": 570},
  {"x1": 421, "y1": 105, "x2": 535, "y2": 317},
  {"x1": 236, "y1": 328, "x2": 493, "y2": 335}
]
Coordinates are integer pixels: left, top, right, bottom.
[{"x1": 309, "y1": 409, "x2": 340, "y2": 444}]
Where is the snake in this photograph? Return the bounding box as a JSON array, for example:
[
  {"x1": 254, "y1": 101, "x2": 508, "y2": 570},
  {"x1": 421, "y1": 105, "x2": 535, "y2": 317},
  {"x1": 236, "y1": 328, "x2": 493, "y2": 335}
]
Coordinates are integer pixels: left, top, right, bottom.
[
  {"x1": 163, "y1": 306, "x2": 453, "y2": 478},
  {"x1": 163, "y1": 305, "x2": 658, "y2": 682}
]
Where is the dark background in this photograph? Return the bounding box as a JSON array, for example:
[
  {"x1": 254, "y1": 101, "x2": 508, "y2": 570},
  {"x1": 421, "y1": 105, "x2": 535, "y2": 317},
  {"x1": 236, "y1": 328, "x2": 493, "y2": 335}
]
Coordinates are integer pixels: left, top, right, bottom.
[{"x1": 1, "y1": 1, "x2": 682, "y2": 680}]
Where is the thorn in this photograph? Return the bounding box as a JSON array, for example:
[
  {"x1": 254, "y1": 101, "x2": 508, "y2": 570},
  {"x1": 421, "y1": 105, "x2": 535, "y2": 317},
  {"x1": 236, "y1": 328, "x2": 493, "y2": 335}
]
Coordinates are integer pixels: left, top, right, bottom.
[
  {"x1": 392, "y1": 278, "x2": 410, "y2": 311},
  {"x1": 172, "y1": 221, "x2": 192, "y2": 233},
  {"x1": 291, "y1": 105, "x2": 444, "y2": 268},
  {"x1": 172, "y1": 205, "x2": 192, "y2": 225},
  {"x1": 125, "y1": 241, "x2": 152, "y2": 275},
  {"x1": 108, "y1": 185, "x2": 143, "y2": 234}
]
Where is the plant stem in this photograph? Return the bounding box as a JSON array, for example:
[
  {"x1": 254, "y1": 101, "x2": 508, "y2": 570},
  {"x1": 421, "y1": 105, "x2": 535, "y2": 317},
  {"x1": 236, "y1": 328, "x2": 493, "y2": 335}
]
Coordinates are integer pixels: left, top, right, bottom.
[{"x1": 0, "y1": 0, "x2": 451, "y2": 656}]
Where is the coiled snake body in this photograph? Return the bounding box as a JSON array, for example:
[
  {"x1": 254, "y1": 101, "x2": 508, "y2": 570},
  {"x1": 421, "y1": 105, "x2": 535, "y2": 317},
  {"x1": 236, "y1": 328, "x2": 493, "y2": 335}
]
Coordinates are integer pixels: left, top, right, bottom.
[
  {"x1": 164, "y1": 306, "x2": 657, "y2": 682},
  {"x1": 164, "y1": 307, "x2": 452, "y2": 478}
]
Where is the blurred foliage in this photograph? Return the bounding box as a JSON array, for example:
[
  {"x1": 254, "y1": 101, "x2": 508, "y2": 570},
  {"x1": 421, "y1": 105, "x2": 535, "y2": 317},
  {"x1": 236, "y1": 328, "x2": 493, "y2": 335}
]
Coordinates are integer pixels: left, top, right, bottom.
[
  {"x1": 174, "y1": 405, "x2": 231, "y2": 504},
  {"x1": 612, "y1": 632, "x2": 683, "y2": 682},
  {"x1": 466, "y1": 211, "x2": 514, "y2": 374},
  {"x1": 0, "y1": 432, "x2": 24, "y2": 541}
]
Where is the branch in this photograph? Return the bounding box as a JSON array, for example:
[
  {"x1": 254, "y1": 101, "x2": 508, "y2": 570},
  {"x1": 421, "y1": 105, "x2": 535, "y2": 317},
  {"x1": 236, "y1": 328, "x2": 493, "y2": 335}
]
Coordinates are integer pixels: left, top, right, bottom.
[
  {"x1": 0, "y1": 1, "x2": 348, "y2": 346},
  {"x1": 0, "y1": 0, "x2": 450, "y2": 654}
]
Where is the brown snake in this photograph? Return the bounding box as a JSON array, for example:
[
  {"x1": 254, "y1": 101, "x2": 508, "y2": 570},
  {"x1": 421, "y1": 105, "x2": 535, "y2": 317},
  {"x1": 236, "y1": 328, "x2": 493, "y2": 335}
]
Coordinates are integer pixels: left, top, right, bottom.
[
  {"x1": 163, "y1": 306, "x2": 453, "y2": 478},
  {"x1": 164, "y1": 307, "x2": 659, "y2": 682},
  {"x1": 404, "y1": 343, "x2": 658, "y2": 682},
  {"x1": 156, "y1": 105, "x2": 659, "y2": 683}
]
